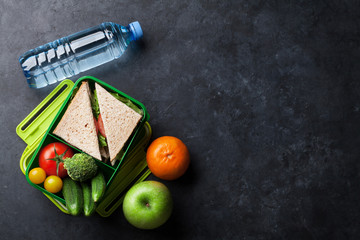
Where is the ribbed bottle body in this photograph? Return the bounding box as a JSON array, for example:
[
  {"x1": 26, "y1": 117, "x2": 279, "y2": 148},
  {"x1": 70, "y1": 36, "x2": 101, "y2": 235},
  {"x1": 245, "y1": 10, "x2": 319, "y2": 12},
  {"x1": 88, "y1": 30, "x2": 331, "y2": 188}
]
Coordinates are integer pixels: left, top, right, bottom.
[{"x1": 19, "y1": 22, "x2": 134, "y2": 88}]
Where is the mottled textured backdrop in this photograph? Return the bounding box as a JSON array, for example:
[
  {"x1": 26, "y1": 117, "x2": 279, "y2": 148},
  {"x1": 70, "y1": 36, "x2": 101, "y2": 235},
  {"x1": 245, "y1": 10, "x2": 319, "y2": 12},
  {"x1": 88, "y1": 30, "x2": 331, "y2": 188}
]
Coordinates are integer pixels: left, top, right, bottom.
[{"x1": 1, "y1": 0, "x2": 360, "y2": 239}]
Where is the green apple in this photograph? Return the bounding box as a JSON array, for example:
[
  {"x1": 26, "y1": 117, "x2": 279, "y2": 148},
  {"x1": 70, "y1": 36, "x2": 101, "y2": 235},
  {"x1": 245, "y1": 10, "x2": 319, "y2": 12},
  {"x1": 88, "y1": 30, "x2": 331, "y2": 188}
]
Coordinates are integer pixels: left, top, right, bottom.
[{"x1": 122, "y1": 181, "x2": 173, "y2": 229}]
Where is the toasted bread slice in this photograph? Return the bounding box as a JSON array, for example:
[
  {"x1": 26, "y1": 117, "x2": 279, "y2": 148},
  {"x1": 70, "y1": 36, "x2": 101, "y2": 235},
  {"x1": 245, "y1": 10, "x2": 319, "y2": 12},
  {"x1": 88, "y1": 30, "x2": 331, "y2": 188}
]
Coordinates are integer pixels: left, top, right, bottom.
[
  {"x1": 53, "y1": 81, "x2": 102, "y2": 160},
  {"x1": 95, "y1": 83, "x2": 142, "y2": 165}
]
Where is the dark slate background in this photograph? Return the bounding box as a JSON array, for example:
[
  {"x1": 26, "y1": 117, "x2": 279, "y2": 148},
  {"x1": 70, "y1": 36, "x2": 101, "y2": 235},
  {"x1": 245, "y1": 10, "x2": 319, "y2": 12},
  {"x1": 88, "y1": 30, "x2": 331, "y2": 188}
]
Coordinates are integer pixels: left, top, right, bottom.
[{"x1": 1, "y1": 0, "x2": 360, "y2": 239}]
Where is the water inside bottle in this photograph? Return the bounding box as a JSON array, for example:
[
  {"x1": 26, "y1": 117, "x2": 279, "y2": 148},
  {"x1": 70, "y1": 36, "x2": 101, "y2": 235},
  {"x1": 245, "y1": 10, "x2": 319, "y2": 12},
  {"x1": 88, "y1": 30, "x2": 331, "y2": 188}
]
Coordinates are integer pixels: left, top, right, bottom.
[{"x1": 19, "y1": 23, "x2": 131, "y2": 88}]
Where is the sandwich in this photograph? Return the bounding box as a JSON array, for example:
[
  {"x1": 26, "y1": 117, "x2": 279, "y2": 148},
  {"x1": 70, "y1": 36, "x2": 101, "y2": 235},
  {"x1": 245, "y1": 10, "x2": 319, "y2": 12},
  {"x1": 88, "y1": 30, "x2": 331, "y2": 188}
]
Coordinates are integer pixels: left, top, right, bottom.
[
  {"x1": 53, "y1": 81, "x2": 102, "y2": 160},
  {"x1": 93, "y1": 83, "x2": 143, "y2": 165},
  {"x1": 53, "y1": 81, "x2": 143, "y2": 166}
]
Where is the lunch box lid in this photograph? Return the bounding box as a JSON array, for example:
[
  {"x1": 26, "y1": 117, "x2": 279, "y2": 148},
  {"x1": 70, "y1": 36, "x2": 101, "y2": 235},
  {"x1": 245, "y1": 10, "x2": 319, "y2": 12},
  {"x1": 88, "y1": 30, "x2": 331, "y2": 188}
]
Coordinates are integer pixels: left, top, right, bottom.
[{"x1": 16, "y1": 80, "x2": 75, "y2": 147}]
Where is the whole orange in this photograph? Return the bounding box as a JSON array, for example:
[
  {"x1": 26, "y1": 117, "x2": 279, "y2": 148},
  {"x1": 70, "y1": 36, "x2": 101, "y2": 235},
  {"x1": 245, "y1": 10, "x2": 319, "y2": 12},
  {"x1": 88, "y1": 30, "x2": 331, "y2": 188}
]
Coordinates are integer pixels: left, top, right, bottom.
[{"x1": 146, "y1": 136, "x2": 190, "y2": 180}]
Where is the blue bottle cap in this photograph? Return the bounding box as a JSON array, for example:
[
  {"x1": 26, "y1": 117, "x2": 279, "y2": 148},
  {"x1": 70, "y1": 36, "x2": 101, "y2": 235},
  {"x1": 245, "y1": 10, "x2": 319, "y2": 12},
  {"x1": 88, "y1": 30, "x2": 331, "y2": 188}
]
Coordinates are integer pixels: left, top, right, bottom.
[{"x1": 129, "y1": 21, "x2": 143, "y2": 41}]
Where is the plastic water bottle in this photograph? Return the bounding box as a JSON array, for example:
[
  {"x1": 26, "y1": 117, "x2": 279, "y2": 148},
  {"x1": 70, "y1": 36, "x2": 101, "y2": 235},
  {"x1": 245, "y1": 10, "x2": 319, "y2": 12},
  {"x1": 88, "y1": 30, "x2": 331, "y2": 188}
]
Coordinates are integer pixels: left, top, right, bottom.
[{"x1": 19, "y1": 21, "x2": 143, "y2": 88}]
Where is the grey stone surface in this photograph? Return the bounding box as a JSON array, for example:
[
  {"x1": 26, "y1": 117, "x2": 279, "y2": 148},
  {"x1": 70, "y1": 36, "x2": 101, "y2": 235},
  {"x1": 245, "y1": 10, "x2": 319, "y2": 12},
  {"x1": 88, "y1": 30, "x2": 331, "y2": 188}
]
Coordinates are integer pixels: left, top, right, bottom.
[{"x1": 1, "y1": 0, "x2": 360, "y2": 239}]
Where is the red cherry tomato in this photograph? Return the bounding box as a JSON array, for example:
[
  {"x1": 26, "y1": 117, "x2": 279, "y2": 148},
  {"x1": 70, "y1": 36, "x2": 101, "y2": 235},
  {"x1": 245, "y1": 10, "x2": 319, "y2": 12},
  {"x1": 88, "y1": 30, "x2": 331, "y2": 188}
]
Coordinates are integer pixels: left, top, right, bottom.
[
  {"x1": 39, "y1": 142, "x2": 74, "y2": 178},
  {"x1": 98, "y1": 114, "x2": 106, "y2": 138}
]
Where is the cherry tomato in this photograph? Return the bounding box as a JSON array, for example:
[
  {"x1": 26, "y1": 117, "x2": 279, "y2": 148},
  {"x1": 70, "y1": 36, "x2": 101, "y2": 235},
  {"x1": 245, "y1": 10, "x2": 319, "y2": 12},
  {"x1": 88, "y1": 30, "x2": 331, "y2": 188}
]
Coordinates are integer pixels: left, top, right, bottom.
[
  {"x1": 28, "y1": 167, "x2": 46, "y2": 184},
  {"x1": 39, "y1": 142, "x2": 74, "y2": 178},
  {"x1": 44, "y1": 176, "x2": 63, "y2": 193},
  {"x1": 98, "y1": 114, "x2": 106, "y2": 138}
]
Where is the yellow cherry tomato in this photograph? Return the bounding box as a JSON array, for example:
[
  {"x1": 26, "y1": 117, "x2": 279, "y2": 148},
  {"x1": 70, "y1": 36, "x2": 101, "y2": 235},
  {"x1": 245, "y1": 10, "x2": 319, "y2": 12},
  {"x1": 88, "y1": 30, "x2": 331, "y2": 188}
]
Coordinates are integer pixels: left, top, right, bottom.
[
  {"x1": 44, "y1": 176, "x2": 63, "y2": 193},
  {"x1": 29, "y1": 167, "x2": 46, "y2": 184}
]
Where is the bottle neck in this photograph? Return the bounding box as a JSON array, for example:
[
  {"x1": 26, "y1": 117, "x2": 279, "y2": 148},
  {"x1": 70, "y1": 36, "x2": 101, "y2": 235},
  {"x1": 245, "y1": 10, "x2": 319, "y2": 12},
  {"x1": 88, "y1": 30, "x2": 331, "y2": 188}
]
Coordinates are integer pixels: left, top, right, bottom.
[
  {"x1": 112, "y1": 24, "x2": 135, "y2": 45},
  {"x1": 128, "y1": 26, "x2": 137, "y2": 42}
]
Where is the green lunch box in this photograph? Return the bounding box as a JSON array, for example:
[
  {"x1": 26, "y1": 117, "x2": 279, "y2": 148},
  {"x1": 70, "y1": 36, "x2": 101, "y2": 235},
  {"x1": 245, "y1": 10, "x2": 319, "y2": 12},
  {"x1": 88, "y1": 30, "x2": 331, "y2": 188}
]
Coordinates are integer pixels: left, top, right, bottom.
[{"x1": 16, "y1": 76, "x2": 152, "y2": 217}]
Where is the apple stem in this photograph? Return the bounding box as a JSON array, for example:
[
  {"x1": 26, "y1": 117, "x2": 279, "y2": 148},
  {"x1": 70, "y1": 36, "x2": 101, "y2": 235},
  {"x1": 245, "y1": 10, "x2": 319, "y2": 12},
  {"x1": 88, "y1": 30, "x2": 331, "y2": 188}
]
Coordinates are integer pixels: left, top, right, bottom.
[{"x1": 146, "y1": 203, "x2": 150, "y2": 208}]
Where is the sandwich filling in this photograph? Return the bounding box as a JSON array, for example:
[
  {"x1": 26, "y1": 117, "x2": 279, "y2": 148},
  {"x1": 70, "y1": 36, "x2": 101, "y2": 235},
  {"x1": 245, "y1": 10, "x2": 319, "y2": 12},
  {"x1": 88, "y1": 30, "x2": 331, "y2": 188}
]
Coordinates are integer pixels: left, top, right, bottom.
[{"x1": 90, "y1": 90, "x2": 109, "y2": 161}]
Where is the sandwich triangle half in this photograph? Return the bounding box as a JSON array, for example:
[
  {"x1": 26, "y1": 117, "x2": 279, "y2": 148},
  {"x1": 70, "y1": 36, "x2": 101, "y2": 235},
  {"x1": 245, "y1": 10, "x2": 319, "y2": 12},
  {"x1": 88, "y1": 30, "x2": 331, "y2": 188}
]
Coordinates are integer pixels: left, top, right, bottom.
[
  {"x1": 95, "y1": 83, "x2": 142, "y2": 165},
  {"x1": 53, "y1": 81, "x2": 102, "y2": 160}
]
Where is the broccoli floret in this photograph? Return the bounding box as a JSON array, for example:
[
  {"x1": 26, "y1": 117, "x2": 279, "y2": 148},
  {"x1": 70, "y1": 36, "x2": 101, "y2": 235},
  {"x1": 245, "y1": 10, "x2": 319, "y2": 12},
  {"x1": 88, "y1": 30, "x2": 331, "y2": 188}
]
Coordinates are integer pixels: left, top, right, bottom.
[{"x1": 63, "y1": 153, "x2": 98, "y2": 182}]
